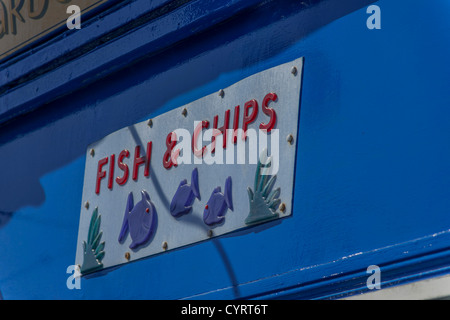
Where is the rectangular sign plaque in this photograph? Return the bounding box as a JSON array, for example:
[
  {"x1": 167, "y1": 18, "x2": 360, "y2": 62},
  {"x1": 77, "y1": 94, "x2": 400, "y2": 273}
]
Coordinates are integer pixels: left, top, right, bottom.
[{"x1": 75, "y1": 57, "x2": 304, "y2": 274}]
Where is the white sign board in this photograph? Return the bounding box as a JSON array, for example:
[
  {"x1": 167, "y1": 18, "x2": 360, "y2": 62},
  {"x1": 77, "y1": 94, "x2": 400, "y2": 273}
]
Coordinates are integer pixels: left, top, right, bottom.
[{"x1": 75, "y1": 57, "x2": 304, "y2": 274}]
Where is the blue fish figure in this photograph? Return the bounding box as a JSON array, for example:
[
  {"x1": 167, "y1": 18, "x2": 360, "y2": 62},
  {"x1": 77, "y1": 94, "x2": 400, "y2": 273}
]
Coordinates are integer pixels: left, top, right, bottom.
[
  {"x1": 203, "y1": 176, "x2": 233, "y2": 226},
  {"x1": 118, "y1": 190, "x2": 157, "y2": 249},
  {"x1": 170, "y1": 168, "x2": 200, "y2": 218}
]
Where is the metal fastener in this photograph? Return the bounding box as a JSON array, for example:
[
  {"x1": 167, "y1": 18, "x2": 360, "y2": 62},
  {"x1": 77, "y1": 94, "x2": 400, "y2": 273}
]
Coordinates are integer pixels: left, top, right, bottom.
[
  {"x1": 218, "y1": 89, "x2": 225, "y2": 98},
  {"x1": 287, "y1": 134, "x2": 294, "y2": 144},
  {"x1": 84, "y1": 201, "x2": 90, "y2": 210},
  {"x1": 207, "y1": 230, "x2": 213, "y2": 238},
  {"x1": 291, "y1": 66, "x2": 297, "y2": 76},
  {"x1": 162, "y1": 241, "x2": 168, "y2": 250},
  {"x1": 147, "y1": 119, "x2": 153, "y2": 127},
  {"x1": 279, "y1": 203, "x2": 286, "y2": 213},
  {"x1": 89, "y1": 148, "x2": 95, "y2": 157},
  {"x1": 182, "y1": 108, "x2": 187, "y2": 117},
  {"x1": 125, "y1": 252, "x2": 130, "y2": 261}
]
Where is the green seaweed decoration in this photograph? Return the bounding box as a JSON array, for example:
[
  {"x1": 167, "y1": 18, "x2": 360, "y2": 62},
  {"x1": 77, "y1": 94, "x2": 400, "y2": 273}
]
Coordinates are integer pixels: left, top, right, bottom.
[
  {"x1": 80, "y1": 207, "x2": 105, "y2": 274},
  {"x1": 245, "y1": 148, "x2": 281, "y2": 225}
]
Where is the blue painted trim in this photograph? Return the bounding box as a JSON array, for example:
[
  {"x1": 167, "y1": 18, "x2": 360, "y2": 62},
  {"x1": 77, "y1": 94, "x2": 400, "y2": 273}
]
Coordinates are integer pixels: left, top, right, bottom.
[
  {"x1": 185, "y1": 229, "x2": 450, "y2": 299},
  {"x1": 0, "y1": 0, "x2": 265, "y2": 125}
]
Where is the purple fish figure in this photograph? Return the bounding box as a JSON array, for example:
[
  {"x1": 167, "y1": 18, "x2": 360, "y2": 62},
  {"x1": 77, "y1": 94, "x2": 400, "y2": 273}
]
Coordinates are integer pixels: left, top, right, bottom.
[
  {"x1": 203, "y1": 176, "x2": 233, "y2": 226},
  {"x1": 170, "y1": 168, "x2": 200, "y2": 218},
  {"x1": 118, "y1": 190, "x2": 157, "y2": 249}
]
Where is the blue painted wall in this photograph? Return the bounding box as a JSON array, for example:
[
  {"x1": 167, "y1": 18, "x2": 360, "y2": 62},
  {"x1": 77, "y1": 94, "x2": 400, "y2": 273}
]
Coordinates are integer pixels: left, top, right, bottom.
[{"x1": 0, "y1": 0, "x2": 449, "y2": 299}]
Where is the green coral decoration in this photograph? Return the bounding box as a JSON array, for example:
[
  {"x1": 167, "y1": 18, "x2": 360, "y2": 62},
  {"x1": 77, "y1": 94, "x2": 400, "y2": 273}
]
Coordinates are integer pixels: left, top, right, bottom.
[
  {"x1": 245, "y1": 148, "x2": 281, "y2": 225},
  {"x1": 80, "y1": 207, "x2": 105, "y2": 274}
]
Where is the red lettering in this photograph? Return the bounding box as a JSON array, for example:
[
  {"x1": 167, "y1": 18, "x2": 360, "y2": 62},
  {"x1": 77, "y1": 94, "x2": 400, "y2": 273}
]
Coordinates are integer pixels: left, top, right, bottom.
[
  {"x1": 163, "y1": 132, "x2": 179, "y2": 169},
  {"x1": 242, "y1": 99, "x2": 258, "y2": 141},
  {"x1": 132, "y1": 142, "x2": 152, "y2": 181},
  {"x1": 192, "y1": 120, "x2": 210, "y2": 158},
  {"x1": 259, "y1": 92, "x2": 277, "y2": 132},
  {"x1": 95, "y1": 157, "x2": 109, "y2": 194},
  {"x1": 115, "y1": 150, "x2": 130, "y2": 185},
  {"x1": 108, "y1": 154, "x2": 115, "y2": 189},
  {"x1": 232, "y1": 105, "x2": 240, "y2": 144},
  {"x1": 212, "y1": 109, "x2": 230, "y2": 152}
]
